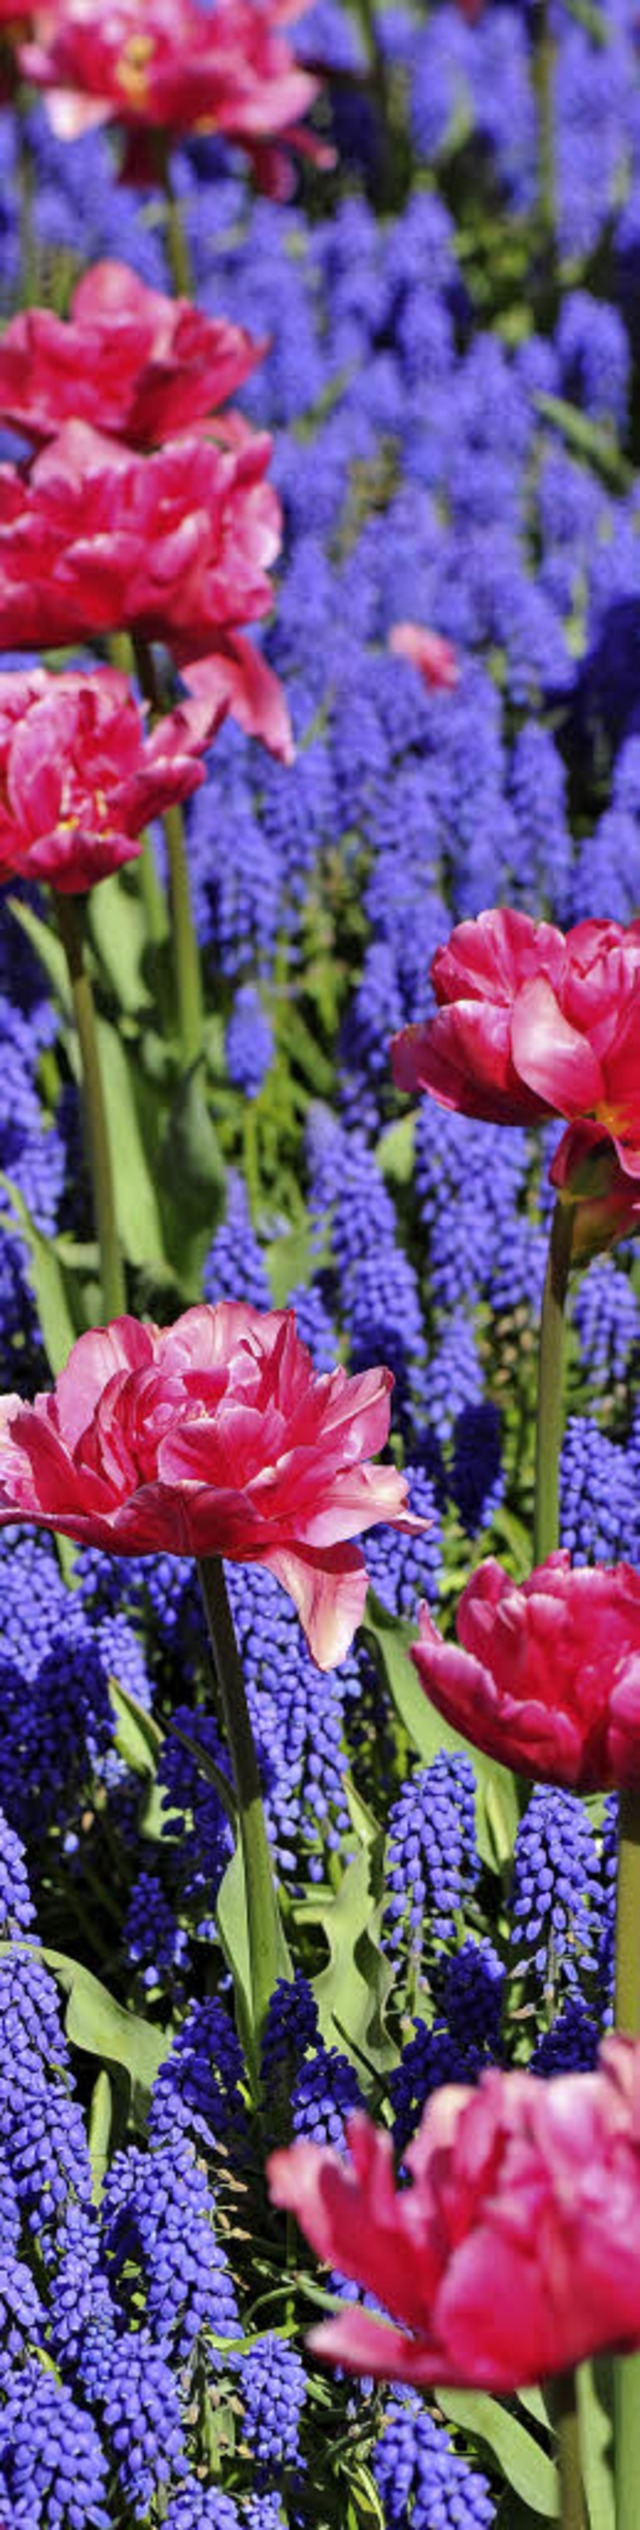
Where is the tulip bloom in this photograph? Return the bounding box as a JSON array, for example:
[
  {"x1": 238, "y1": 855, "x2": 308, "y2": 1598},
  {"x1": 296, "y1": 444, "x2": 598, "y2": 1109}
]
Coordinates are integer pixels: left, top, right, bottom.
[
  {"x1": 388, "y1": 622, "x2": 459, "y2": 693},
  {"x1": 269, "y1": 2036, "x2": 640, "y2": 2389},
  {"x1": 0, "y1": 420, "x2": 291, "y2": 760},
  {"x1": 0, "y1": 664, "x2": 226, "y2": 891},
  {"x1": 0, "y1": 1305, "x2": 423, "y2": 1669},
  {"x1": 411, "y1": 1552, "x2": 640, "y2": 1792},
  {"x1": 21, "y1": 0, "x2": 325, "y2": 194},
  {"x1": 0, "y1": 261, "x2": 265, "y2": 450},
  {"x1": 391, "y1": 906, "x2": 640, "y2": 1181}
]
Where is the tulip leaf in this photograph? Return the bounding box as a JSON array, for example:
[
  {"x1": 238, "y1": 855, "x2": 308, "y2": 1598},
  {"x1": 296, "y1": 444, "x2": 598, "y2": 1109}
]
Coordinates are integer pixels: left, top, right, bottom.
[
  {"x1": 0, "y1": 1172, "x2": 81, "y2": 1373},
  {"x1": 87, "y1": 866, "x2": 157, "y2": 1014},
  {"x1": 160, "y1": 1067, "x2": 227, "y2": 1293},
  {"x1": 296, "y1": 1836, "x2": 397, "y2": 2078},
  {"x1": 94, "y1": 1019, "x2": 167, "y2": 1267},
  {"x1": 376, "y1": 1113, "x2": 416, "y2": 1186},
  {"x1": 0, "y1": 1944, "x2": 170, "y2": 2123},
  {"x1": 437, "y1": 2391, "x2": 559, "y2": 2516},
  {"x1": 265, "y1": 1220, "x2": 315, "y2": 1307},
  {"x1": 576, "y1": 2363, "x2": 614, "y2": 2530},
  {"x1": 6, "y1": 895, "x2": 72, "y2": 1012},
  {"x1": 362, "y1": 1595, "x2": 519, "y2": 1871},
  {"x1": 534, "y1": 392, "x2": 632, "y2": 492},
  {"x1": 108, "y1": 1679, "x2": 164, "y2": 1779},
  {"x1": 216, "y1": 1838, "x2": 292, "y2": 2094},
  {"x1": 88, "y1": 2069, "x2": 114, "y2": 2202}
]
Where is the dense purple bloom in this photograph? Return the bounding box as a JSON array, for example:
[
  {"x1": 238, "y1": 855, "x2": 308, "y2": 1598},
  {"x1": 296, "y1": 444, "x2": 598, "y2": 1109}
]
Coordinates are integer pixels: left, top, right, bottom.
[
  {"x1": 509, "y1": 1789, "x2": 601, "y2": 1998},
  {"x1": 530, "y1": 1996, "x2": 600, "y2": 2078},
  {"x1": 560, "y1": 1418, "x2": 640, "y2": 1565},
  {"x1": 203, "y1": 1171, "x2": 272, "y2": 1311},
  {"x1": 374, "y1": 2391, "x2": 495, "y2": 2528},
  {"x1": 239, "y1": 2333, "x2": 307, "y2": 2468},
  {"x1": 79, "y1": 2321, "x2": 185, "y2": 2508},
  {"x1": 101, "y1": 2137, "x2": 239, "y2": 2361},
  {"x1": 0, "y1": 2361, "x2": 111, "y2": 2529},
  {"x1": 150, "y1": 1996, "x2": 247, "y2": 2151},
  {"x1": 385, "y1": 1754, "x2": 479, "y2": 1964},
  {"x1": 225, "y1": 985, "x2": 274, "y2": 1096},
  {"x1": 291, "y1": 2041, "x2": 364, "y2": 2148},
  {"x1": 365, "y1": 1465, "x2": 442, "y2": 1615}
]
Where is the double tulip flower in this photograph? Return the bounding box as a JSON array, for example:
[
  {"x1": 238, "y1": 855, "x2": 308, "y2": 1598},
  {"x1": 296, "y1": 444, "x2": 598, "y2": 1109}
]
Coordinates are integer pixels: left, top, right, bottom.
[
  {"x1": 21, "y1": 0, "x2": 328, "y2": 197},
  {"x1": 269, "y1": 2036, "x2": 640, "y2": 2392},
  {"x1": 392, "y1": 904, "x2": 640, "y2": 1238}
]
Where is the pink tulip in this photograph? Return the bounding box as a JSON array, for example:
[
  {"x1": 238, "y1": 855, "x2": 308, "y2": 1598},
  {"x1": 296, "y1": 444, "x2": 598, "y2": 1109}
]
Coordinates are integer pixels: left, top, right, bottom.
[
  {"x1": 411, "y1": 1552, "x2": 640, "y2": 1793},
  {"x1": 0, "y1": 1305, "x2": 424, "y2": 1669},
  {"x1": 388, "y1": 622, "x2": 459, "y2": 692},
  {"x1": 269, "y1": 2037, "x2": 640, "y2": 2388},
  {"x1": 0, "y1": 421, "x2": 291, "y2": 760},
  {"x1": 391, "y1": 907, "x2": 640, "y2": 1179},
  {"x1": 0, "y1": 664, "x2": 225, "y2": 891},
  {"x1": 0, "y1": 261, "x2": 266, "y2": 449},
  {"x1": 21, "y1": 0, "x2": 327, "y2": 195}
]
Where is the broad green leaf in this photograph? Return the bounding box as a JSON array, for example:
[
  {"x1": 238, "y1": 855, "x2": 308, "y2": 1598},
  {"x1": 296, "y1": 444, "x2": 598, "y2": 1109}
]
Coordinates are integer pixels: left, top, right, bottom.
[
  {"x1": 298, "y1": 1839, "x2": 397, "y2": 2078},
  {"x1": 535, "y1": 392, "x2": 632, "y2": 492},
  {"x1": 88, "y1": 2069, "x2": 114, "y2": 2201},
  {"x1": 376, "y1": 1114, "x2": 416, "y2": 1186},
  {"x1": 109, "y1": 1679, "x2": 164, "y2": 1778},
  {"x1": 265, "y1": 1220, "x2": 314, "y2": 1307},
  {"x1": 216, "y1": 1841, "x2": 256, "y2": 2085},
  {"x1": 0, "y1": 1174, "x2": 80, "y2": 1373},
  {"x1": 94, "y1": 1019, "x2": 167, "y2": 1265},
  {"x1": 87, "y1": 867, "x2": 155, "y2": 1014},
  {"x1": 363, "y1": 1595, "x2": 519, "y2": 1870},
  {"x1": 0, "y1": 1944, "x2": 170, "y2": 2121},
  {"x1": 577, "y1": 2364, "x2": 614, "y2": 2530},
  {"x1": 437, "y1": 2391, "x2": 559, "y2": 2516},
  {"x1": 7, "y1": 895, "x2": 71, "y2": 1011}
]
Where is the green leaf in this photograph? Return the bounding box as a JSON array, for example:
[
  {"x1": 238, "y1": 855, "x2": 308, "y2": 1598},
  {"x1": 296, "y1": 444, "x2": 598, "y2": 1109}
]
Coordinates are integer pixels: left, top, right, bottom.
[
  {"x1": 535, "y1": 392, "x2": 632, "y2": 492},
  {"x1": 108, "y1": 1679, "x2": 164, "y2": 1778},
  {"x1": 265, "y1": 1220, "x2": 314, "y2": 1307},
  {"x1": 363, "y1": 1595, "x2": 519, "y2": 1871},
  {"x1": 0, "y1": 1944, "x2": 170, "y2": 2121},
  {"x1": 216, "y1": 1840, "x2": 257, "y2": 2085},
  {"x1": 298, "y1": 1839, "x2": 397, "y2": 2078},
  {"x1": 376, "y1": 1113, "x2": 416, "y2": 1186},
  {"x1": 87, "y1": 867, "x2": 155, "y2": 1014},
  {"x1": 437, "y1": 2391, "x2": 559, "y2": 2516},
  {"x1": 577, "y1": 2363, "x2": 614, "y2": 2530},
  {"x1": 94, "y1": 1019, "x2": 167, "y2": 1266},
  {"x1": 88, "y1": 2069, "x2": 114, "y2": 2201},
  {"x1": 7, "y1": 896, "x2": 71, "y2": 1011},
  {"x1": 0, "y1": 1173, "x2": 79, "y2": 1373}
]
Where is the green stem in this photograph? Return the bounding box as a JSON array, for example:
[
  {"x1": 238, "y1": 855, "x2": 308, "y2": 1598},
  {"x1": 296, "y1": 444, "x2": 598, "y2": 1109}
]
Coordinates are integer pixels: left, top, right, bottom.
[
  {"x1": 106, "y1": 633, "x2": 169, "y2": 946},
  {"x1": 613, "y1": 1790, "x2": 640, "y2": 2530},
  {"x1": 531, "y1": 0, "x2": 556, "y2": 241},
  {"x1": 533, "y1": 1198, "x2": 573, "y2": 1565},
  {"x1": 149, "y1": 131, "x2": 193, "y2": 296},
  {"x1": 198, "y1": 1556, "x2": 290, "y2": 2072},
  {"x1": 56, "y1": 896, "x2": 126, "y2": 1321},
  {"x1": 549, "y1": 2374, "x2": 586, "y2": 2530},
  {"x1": 162, "y1": 800, "x2": 204, "y2": 1070},
  {"x1": 133, "y1": 638, "x2": 203, "y2": 1069}
]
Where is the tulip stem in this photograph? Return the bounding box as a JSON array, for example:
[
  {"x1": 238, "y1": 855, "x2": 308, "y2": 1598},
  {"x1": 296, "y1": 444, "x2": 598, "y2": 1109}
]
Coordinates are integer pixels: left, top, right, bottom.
[
  {"x1": 550, "y1": 2373, "x2": 586, "y2": 2530},
  {"x1": 106, "y1": 633, "x2": 169, "y2": 945},
  {"x1": 133, "y1": 639, "x2": 204, "y2": 1071},
  {"x1": 56, "y1": 896, "x2": 126, "y2": 1323},
  {"x1": 531, "y1": 0, "x2": 556, "y2": 246},
  {"x1": 613, "y1": 1789, "x2": 640, "y2": 2530},
  {"x1": 198, "y1": 1555, "x2": 291, "y2": 2083},
  {"x1": 533, "y1": 1198, "x2": 573, "y2": 1565}
]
